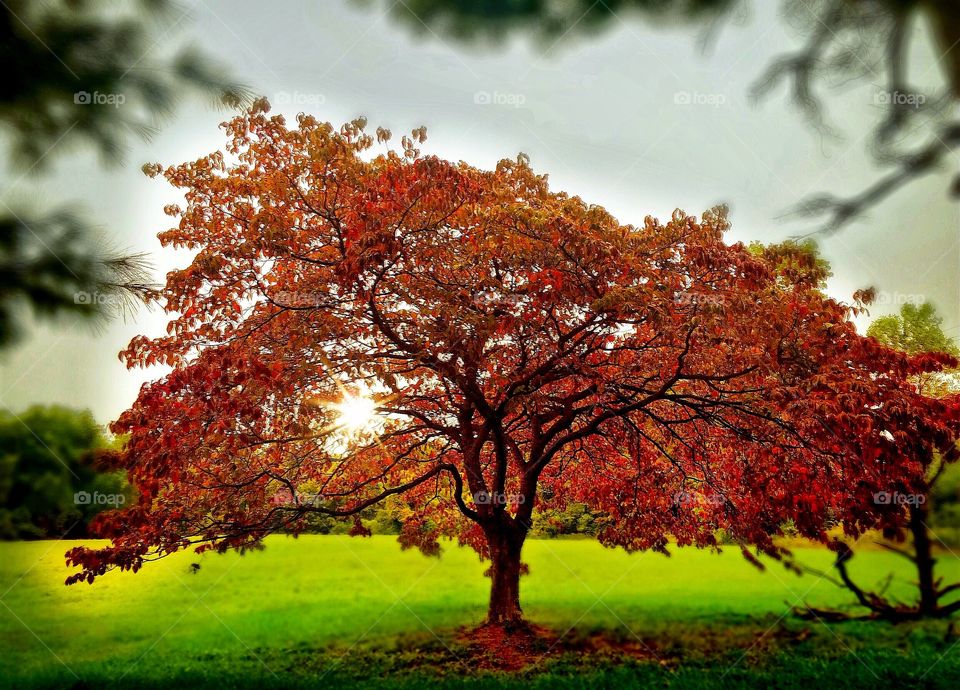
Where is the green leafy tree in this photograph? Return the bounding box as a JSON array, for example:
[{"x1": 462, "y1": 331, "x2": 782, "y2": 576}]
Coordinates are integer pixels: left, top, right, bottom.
[
  {"x1": 747, "y1": 238, "x2": 832, "y2": 290},
  {"x1": 0, "y1": 405, "x2": 127, "y2": 539},
  {"x1": 869, "y1": 302, "x2": 960, "y2": 366}
]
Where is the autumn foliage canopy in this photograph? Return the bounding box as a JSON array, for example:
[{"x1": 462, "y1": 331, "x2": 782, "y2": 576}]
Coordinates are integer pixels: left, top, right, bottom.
[{"x1": 67, "y1": 100, "x2": 960, "y2": 623}]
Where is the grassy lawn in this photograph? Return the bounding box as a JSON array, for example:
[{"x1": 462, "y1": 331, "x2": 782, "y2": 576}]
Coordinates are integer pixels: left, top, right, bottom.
[{"x1": 1, "y1": 535, "x2": 959, "y2": 688}]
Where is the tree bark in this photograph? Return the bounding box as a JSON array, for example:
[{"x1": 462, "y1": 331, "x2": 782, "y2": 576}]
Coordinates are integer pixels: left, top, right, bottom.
[
  {"x1": 486, "y1": 526, "x2": 526, "y2": 625},
  {"x1": 909, "y1": 503, "x2": 938, "y2": 616}
]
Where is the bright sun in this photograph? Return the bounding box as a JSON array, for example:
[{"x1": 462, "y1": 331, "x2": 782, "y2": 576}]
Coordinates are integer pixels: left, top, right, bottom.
[{"x1": 333, "y1": 394, "x2": 378, "y2": 435}]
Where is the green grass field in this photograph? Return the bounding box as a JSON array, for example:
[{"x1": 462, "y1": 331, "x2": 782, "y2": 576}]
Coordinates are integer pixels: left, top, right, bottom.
[{"x1": 1, "y1": 535, "x2": 959, "y2": 688}]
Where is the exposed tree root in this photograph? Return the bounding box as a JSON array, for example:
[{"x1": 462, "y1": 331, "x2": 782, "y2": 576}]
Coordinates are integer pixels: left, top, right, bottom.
[{"x1": 793, "y1": 539, "x2": 960, "y2": 623}]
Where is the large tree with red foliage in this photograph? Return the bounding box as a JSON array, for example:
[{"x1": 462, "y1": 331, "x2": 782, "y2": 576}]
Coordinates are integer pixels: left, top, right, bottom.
[{"x1": 67, "y1": 100, "x2": 959, "y2": 626}]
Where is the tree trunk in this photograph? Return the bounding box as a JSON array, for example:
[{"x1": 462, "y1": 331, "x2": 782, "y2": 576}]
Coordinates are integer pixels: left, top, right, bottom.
[
  {"x1": 909, "y1": 503, "x2": 938, "y2": 616},
  {"x1": 486, "y1": 528, "x2": 526, "y2": 625},
  {"x1": 927, "y1": 1, "x2": 960, "y2": 97}
]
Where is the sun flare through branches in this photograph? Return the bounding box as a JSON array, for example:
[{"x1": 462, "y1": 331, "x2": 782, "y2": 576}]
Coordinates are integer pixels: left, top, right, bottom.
[{"x1": 333, "y1": 393, "x2": 381, "y2": 439}]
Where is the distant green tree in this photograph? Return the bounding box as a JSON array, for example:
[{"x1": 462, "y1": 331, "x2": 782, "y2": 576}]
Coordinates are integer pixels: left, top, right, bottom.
[
  {"x1": 0, "y1": 405, "x2": 128, "y2": 539},
  {"x1": 869, "y1": 302, "x2": 960, "y2": 364},
  {"x1": 532, "y1": 502, "x2": 602, "y2": 538},
  {"x1": 747, "y1": 238, "x2": 832, "y2": 291}
]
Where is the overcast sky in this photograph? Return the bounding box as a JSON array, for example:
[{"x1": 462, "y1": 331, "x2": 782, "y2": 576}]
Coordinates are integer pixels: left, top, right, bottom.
[{"x1": 0, "y1": 0, "x2": 957, "y2": 425}]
